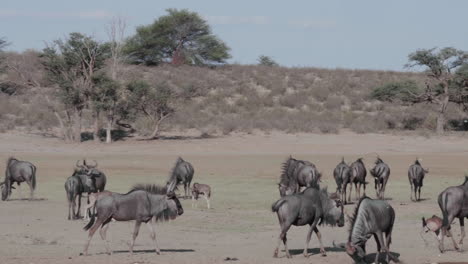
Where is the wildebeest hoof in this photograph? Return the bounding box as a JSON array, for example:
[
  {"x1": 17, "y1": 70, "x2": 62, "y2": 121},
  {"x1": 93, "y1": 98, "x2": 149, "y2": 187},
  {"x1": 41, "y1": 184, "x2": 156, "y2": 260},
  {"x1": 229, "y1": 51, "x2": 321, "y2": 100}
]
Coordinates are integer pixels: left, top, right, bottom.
[
  {"x1": 303, "y1": 253, "x2": 309, "y2": 258},
  {"x1": 320, "y1": 251, "x2": 327, "y2": 256}
]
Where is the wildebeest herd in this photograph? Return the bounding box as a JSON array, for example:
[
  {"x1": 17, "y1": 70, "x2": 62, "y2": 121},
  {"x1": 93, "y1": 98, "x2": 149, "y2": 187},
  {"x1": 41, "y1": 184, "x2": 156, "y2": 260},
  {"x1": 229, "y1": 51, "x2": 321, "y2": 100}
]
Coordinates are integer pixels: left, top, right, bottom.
[{"x1": 1, "y1": 155, "x2": 468, "y2": 263}]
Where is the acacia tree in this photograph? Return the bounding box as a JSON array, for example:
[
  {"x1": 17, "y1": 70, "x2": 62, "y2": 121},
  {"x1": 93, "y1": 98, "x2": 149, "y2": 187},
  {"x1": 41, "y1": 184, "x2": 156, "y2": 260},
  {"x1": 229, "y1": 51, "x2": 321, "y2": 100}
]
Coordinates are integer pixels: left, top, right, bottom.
[
  {"x1": 0, "y1": 38, "x2": 8, "y2": 73},
  {"x1": 124, "y1": 8, "x2": 230, "y2": 66},
  {"x1": 126, "y1": 80, "x2": 174, "y2": 139},
  {"x1": 405, "y1": 47, "x2": 468, "y2": 134},
  {"x1": 258, "y1": 55, "x2": 279, "y2": 66},
  {"x1": 41, "y1": 33, "x2": 108, "y2": 142}
]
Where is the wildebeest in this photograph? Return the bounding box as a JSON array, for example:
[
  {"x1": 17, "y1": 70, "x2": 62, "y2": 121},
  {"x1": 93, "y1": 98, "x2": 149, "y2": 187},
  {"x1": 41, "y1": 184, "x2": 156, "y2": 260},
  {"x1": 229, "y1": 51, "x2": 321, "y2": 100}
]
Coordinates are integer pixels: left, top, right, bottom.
[
  {"x1": 76, "y1": 160, "x2": 107, "y2": 192},
  {"x1": 83, "y1": 191, "x2": 115, "y2": 220},
  {"x1": 437, "y1": 176, "x2": 468, "y2": 253},
  {"x1": 1, "y1": 157, "x2": 37, "y2": 201},
  {"x1": 349, "y1": 158, "x2": 367, "y2": 201},
  {"x1": 272, "y1": 187, "x2": 344, "y2": 258},
  {"x1": 191, "y1": 182, "x2": 211, "y2": 209},
  {"x1": 64, "y1": 167, "x2": 98, "y2": 220},
  {"x1": 278, "y1": 156, "x2": 321, "y2": 197},
  {"x1": 344, "y1": 196, "x2": 397, "y2": 264},
  {"x1": 82, "y1": 184, "x2": 183, "y2": 256},
  {"x1": 408, "y1": 159, "x2": 428, "y2": 201},
  {"x1": 370, "y1": 157, "x2": 391, "y2": 200},
  {"x1": 333, "y1": 157, "x2": 352, "y2": 204},
  {"x1": 166, "y1": 157, "x2": 194, "y2": 198}
]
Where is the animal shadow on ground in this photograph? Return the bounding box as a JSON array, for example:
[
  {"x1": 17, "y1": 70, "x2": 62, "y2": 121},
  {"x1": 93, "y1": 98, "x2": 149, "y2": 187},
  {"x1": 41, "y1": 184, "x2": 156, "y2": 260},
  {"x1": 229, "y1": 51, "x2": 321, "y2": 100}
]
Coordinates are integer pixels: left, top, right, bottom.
[
  {"x1": 107, "y1": 248, "x2": 195, "y2": 255},
  {"x1": 363, "y1": 251, "x2": 401, "y2": 264},
  {"x1": 137, "y1": 134, "x2": 215, "y2": 141},
  {"x1": 288, "y1": 247, "x2": 345, "y2": 256},
  {"x1": 7, "y1": 198, "x2": 46, "y2": 201}
]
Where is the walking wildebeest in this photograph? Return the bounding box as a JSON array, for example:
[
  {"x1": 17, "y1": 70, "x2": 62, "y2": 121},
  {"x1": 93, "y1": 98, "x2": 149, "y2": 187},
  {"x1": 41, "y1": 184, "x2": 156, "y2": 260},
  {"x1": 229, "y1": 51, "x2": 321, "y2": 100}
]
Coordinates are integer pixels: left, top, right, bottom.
[
  {"x1": 408, "y1": 159, "x2": 428, "y2": 201},
  {"x1": 272, "y1": 187, "x2": 345, "y2": 258},
  {"x1": 278, "y1": 156, "x2": 321, "y2": 197},
  {"x1": 82, "y1": 184, "x2": 183, "y2": 256},
  {"x1": 349, "y1": 158, "x2": 367, "y2": 201},
  {"x1": 333, "y1": 157, "x2": 352, "y2": 204},
  {"x1": 64, "y1": 167, "x2": 98, "y2": 220},
  {"x1": 83, "y1": 191, "x2": 115, "y2": 220},
  {"x1": 344, "y1": 196, "x2": 397, "y2": 264},
  {"x1": 191, "y1": 182, "x2": 211, "y2": 209},
  {"x1": 166, "y1": 157, "x2": 194, "y2": 198},
  {"x1": 1, "y1": 157, "x2": 37, "y2": 201},
  {"x1": 437, "y1": 176, "x2": 468, "y2": 253},
  {"x1": 370, "y1": 157, "x2": 390, "y2": 200}
]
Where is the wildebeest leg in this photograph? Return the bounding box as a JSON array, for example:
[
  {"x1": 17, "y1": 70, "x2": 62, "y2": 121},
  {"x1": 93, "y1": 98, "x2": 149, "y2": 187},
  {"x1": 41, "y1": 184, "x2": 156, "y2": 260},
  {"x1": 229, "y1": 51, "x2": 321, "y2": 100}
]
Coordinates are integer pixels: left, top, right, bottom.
[
  {"x1": 129, "y1": 221, "x2": 142, "y2": 254},
  {"x1": 417, "y1": 186, "x2": 421, "y2": 201},
  {"x1": 375, "y1": 231, "x2": 392, "y2": 264},
  {"x1": 355, "y1": 183, "x2": 359, "y2": 201},
  {"x1": 99, "y1": 222, "x2": 111, "y2": 255},
  {"x1": 447, "y1": 228, "x2": 460, "y2": 251},
  {"x1": 373, "y1": 233, "x2": 381, "y2": 264},
  {"x1": 273, "y1": 223, "x2": 292, "y2": 258},
  {"x1": 313, "y1": 227, "x2": 326, "y2": 256},
  {"x1": 83, "y1": 217, "x2": 105, "y2": 256},
  {"x1": 146, "y1": 218, "x2": 160, "y2": 254},
  {"x1": 203, "y1": 194, "x2": 211, "y2": 209},
  {"x1": 459, "y1": 217, "x2": 465, "y2": 249},
  {"x1": 409, "y1": 182, "x2": 414, "y2": 201},
  {"x1": 76, "y1": 194, "x2": 82, "y2": 219},
  {"x1": 348, "y1": 183, "x2": 353, "y2": 202},
  {"x1": 303, "y1": 224, "x2": 314, "y2": 257}
]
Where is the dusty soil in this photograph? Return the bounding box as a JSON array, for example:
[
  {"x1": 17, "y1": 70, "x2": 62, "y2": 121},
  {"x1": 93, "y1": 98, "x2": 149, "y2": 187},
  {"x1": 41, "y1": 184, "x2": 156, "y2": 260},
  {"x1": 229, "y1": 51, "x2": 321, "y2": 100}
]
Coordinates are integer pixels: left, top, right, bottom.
[{"x1": 0, "y1": 131, "x2": 468, "y2": 264}]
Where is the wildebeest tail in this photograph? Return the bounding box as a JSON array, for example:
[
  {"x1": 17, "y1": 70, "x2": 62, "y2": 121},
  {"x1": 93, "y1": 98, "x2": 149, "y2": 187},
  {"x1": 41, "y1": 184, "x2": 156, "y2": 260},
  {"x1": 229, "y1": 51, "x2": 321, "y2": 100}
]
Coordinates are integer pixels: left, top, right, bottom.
[
  {"x1": 439, "y1": 192, "x2": 450, "y2": 227},
  {"x1": 83, "y1": 213, "x2": 96, "y2": 231},
  {"x1": 271, "y1": 198, "x2": 287, "y2": 212},
  {"x1": 31, "y1": 165, "x2": 37, "y2": 190}
]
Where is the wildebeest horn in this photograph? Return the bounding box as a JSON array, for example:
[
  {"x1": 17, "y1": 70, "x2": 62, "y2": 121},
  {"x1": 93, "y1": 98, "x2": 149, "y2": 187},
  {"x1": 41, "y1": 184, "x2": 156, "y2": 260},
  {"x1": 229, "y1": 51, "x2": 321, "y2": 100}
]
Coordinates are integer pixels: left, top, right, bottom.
[
  {"x1": 76, "y1": 160, "x2": 83, "y2": 168},
  {"x1": 87, "y1": 160, "x2": 98, "y2": 168}
]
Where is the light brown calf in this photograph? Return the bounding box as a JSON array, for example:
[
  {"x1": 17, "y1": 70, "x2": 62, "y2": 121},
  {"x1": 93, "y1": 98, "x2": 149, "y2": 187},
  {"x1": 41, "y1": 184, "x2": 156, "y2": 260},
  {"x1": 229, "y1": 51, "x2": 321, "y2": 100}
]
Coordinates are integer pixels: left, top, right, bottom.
[{"x1": 191, "y1": 183, "x2": 211, "y2": 209}]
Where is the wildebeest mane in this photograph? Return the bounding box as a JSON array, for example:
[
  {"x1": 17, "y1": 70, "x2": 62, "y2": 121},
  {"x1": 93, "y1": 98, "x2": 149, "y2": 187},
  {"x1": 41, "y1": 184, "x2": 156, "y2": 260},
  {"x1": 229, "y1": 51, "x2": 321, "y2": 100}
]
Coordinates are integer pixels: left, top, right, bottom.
[
  {"x1": 167, "y1": 157, "x2": 184, "y2": 184},
  {"x1": 129, "y1": 184, "x2": 168, "y2": 195},
  {"x1": 319, "y1": 187, "x2": 341, "y2": 227},
  {"x1": 375, "y1": 157, "x2": 383, "y2": 164},
  {"x1": 280, "y1": 156, "x2": 294, "y2": 184},
  {"x1": 348, "y1": 195, "x2": 371, "y2": 240}
]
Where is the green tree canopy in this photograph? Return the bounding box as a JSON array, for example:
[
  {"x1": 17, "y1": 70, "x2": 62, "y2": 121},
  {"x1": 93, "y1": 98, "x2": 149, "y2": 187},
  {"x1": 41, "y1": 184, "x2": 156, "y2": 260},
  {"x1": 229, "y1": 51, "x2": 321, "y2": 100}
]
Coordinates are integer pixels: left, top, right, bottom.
[
  {"x1": 371, "y1": 81, "x2": 421, "y2": 102},
  {"x1": 258, "y1": 55, "x2": 279, "y2": 66},
  {"x1": 124, "y1": 8, "x2": 231, "y2": 66}
]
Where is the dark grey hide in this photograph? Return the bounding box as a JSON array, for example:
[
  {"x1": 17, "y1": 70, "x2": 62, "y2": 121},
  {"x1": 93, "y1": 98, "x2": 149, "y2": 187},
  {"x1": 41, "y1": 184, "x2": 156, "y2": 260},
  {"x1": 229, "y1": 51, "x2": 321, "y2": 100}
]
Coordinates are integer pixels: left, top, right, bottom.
[
  {"x1": 437, "y1": 176, "x2": 468, "y2": 253},
  {"x1": 408, "y1": 159, "x2": 428, "y2": 202},
  {"x1": 272, "y1": 187, "x2": 344, "y2": 258},
  {"x1": 64, "y1": 169, "x2": 98, "y2": 220},
  {"x1": 76, "y1": 160, "x2": 107, "y2": 192},
  {"x1": 349, "y1": 158, "x2": 367, "y2": 202},
  {"x1": 370, "y1": 157, "x2": 391, "y2": 200},
  {"x1": 278, "y1": 156, "x2": 321, "y2": 197},
  {"x1": 333, "y1": 157, "x2": 352, "y2": 204},
  {"x1": 1, "y1": 157, "x2": 37, "y2": 201},
  {"x1": 166, "y1": 157, "x2": 194, "y2": 198},
  {"x1": 82, "y1": 184, "x2": 183, "y2": 256},
  {"x1": 346, "y1": 196, "x2": 397, "y2": 264}
]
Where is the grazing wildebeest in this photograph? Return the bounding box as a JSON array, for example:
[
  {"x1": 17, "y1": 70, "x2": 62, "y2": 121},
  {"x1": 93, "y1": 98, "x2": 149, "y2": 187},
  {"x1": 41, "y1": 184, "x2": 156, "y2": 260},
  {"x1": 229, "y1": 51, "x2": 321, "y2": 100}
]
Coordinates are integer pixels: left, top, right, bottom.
[
  {"x1": 64, "y1": 168, "x2": 98, "y2": 220},
  {"x1": 437, "y1": 176, "x2": 468, "y2": 253},
  {"x1": 278, "y1": 156, "x2": 321, "y2": 197},
  {"x1": 191, "y1": 182, "x2": 211, "y2": 209},
  {"x1": 333, "y1": 157, "x2": 352, "y2": 204},
  {"x1": 166, "y1": 157, "x2": 194, "y2": 198},
  {"x1": 344, "y1": 196, "x2": 397, "y2": 264},
  {"x1": 1, "y1": 157, "x2": 37, "y2": 201},
  {"x1": 349, "y1": 158, "x2": 367, "y2": 201},
  {"x1": 272, "y1": 187, "x2": 345, "y2": 258},
  {"x1": 82, "y1": 184, "x2": 183, "y2": 256},
  {"x1": 83, "y1": 191, "x2": 115, "y2": 220},
  {"x1": 408, "y1": 159, "x2": 428, "y2": 202},
  {"x1": 370, "y1": 157, "x2": 391, "y2": 200}
]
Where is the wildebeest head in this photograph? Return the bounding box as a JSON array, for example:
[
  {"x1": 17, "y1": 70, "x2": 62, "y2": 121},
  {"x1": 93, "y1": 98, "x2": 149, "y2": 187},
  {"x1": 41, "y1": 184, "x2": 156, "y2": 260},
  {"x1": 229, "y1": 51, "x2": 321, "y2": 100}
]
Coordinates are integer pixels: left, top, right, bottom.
[
  {"x1": 166, "y1": 191, "x2": 183, "y2": 217},
  {"x1": 345, "y1": 242, "x2": 366, "y2": 263},
  {"x1": 278, "y1": 182, "x2": 296, "y2": 197},
  {"x1": 328, "y1": 198, "x2": 345, "y2": 227}
]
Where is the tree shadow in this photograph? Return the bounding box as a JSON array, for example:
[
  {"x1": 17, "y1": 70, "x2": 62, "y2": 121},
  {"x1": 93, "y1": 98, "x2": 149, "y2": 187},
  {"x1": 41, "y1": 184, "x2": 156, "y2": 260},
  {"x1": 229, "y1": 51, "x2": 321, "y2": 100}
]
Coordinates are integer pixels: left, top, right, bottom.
[
  {"x1": 288, "y1": 247, "x2": 345, "y2": 256},
  {"x1": 363, "y1": 251, "x2": 400, "y2": 264},
  {"x1": 137, "y1": 133, "x2": 216, "y2": 141},
  {"x1": 103, "y1": 248, "x2": 195, "y2": 255}
]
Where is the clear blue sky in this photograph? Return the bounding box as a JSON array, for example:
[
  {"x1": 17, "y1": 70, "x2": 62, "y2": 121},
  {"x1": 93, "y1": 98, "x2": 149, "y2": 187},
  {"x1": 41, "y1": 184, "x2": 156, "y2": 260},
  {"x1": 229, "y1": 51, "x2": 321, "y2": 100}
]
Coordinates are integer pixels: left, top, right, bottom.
[{"x1": 2, "y1": 0, "x2": 467, "y2": 71}]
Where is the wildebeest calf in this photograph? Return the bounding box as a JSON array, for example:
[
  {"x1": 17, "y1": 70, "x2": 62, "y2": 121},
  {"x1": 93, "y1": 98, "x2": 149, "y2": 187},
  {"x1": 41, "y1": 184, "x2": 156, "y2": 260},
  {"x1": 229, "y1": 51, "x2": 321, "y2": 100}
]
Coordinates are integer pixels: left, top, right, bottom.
[{"x1": 191, "y1": 182, "x2": 211, "y2": 209}]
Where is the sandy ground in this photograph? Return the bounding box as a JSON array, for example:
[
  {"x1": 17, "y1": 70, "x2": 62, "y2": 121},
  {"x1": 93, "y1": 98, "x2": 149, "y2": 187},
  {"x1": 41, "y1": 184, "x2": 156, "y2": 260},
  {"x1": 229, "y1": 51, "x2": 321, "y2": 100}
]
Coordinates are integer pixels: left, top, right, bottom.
[{"x1": 0, "y1": 131, "x2": 468, "y2": 264}]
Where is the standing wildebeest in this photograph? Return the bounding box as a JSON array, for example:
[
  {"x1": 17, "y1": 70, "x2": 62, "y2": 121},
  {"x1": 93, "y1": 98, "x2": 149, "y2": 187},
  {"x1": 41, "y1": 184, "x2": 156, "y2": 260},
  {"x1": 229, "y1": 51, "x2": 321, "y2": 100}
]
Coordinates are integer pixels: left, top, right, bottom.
[
  {"x1": 333, "y1": 157, "x2": 352, "y2": 204},
  {"x1": 349, "y1": 158, "x2": 367, "y2": 201},
  {"x1": 344, "y1": 196, "x2": 397, "y2": 264},
  {"x1": 437, "y1": 176, "x2": 468, "y2": 253},
  {"x1": 408, "y1": 159, "x2": 428, "y2": 201},
  {"x1": 191, "y1": 182, "x2": 211, "y2": 209},
  {"x1": 64, "y1": 167, "x2": 98, "y2": 220},
  {"x1": 1, "y1": 157, "x2": 37, "y2": 201},
  {"x1": 278, "y1": 156, "x2": 321, "y2": 197},
  {"x1": 166, "y1": 157, "x2": 194, "y2": 198},
  {"x1": 370, "y1": 157, "x2": 391, "y2": 200},
  {"x1": 272, "y1": 187, "x2": 344, "y2": 258},
  {"x1": 82, "y1": 184, "x2": 183, "y2": 256},
  {"x1": 76, "y1": 160, "x2": 107, "y2": 192}
]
